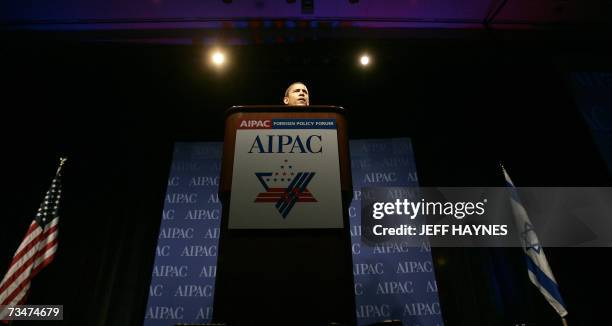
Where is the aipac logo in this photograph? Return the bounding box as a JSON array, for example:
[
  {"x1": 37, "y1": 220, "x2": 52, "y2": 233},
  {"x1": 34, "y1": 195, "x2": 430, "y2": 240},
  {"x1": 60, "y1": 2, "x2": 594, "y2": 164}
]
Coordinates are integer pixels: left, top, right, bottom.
[{"x1": 254, "y1": 159, "x2": 317, "y2": 218}]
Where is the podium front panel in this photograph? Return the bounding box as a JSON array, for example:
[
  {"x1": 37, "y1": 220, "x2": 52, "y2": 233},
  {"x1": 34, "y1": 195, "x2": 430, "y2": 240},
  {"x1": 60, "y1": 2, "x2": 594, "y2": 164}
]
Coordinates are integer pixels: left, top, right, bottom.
[
  {"x1": 228, "y1": 117, "x2": 343, "y2": 229},
  {"x1": 214, "y1": 106, "x2": 356, "y2": 326}
]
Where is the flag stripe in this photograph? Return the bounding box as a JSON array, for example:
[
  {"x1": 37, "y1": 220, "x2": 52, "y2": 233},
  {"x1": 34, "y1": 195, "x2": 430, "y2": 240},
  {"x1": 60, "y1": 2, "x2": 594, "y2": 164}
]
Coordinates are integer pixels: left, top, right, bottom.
[
  {"x1": 0, "y1": 240, "x2": 57, "y2": 307},
  {"x1": 0, "y1": 283, "x2": 30, "y2": 320},
  {"x1": 31, "y1": 247, "x2": 58, "y2": 278},
  {"x1": 255, "y1": 198, "x2": 317, "y2": 202},
  {"x1": 1, "y1": 221, "x2": 58, "y2": 288},
  {"x1": 256, "y1": 192, "x2": 313, "y2": 197},
  {"x1": 10, "y1": 227, "x2": 43, "y2": 268},
  {"x1": 525, "y1": 254, "x2": 567, "y2": 310},
  {"x1": 2, "y1": 231, "x2": 58, "y2": 296},
  {"x1": 0, "y1": 251, "x2": 37, "y2": 298},
  {"x1": 32, "y1": 237, "x2": 59, "y2": 270},
  {"x1": 1, "y1": 270, "x2": 33, "y2": 306},
  {"x1": 13, "y1": 221, "x2": 41, "y2": 254},
  {"x1": 11, "y1": 218, "x2": 57, "y2": 263},
  {"x1": 527, "y1": 272, "x2": 568, "y2": 317},
  {"x1": 9, "y1": 218, "x2": 57, "y2": 271},
  {"x1": 256, "y1": 194, "x2": 314, "y2": 199},
  {"x1": 0, "y1": 252, "x2": 38, "y2": 302}
]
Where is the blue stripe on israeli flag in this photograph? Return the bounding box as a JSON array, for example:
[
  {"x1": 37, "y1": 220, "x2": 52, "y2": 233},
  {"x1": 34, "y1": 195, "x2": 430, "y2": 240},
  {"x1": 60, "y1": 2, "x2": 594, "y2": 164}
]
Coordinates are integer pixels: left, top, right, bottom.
[
  {"x1": 525, "y1": 255, "x2": 567, "y2": 312},
  {"x1": 503, "y1": 166, "x2": 568, "y2": 318}
]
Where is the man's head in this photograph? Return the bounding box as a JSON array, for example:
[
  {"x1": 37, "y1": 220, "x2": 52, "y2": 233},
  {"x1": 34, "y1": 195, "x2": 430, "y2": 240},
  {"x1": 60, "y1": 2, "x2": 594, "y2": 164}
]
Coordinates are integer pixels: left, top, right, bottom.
[{"x1": 283, "y1": 82, "x2": 309, "y2": 106}]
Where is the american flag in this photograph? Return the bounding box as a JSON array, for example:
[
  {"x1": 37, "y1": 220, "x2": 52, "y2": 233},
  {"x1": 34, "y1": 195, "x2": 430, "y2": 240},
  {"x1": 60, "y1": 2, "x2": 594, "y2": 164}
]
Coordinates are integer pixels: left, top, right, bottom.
[{"x1": 0, "y1": 158, "x2": 66, "y2": 322}]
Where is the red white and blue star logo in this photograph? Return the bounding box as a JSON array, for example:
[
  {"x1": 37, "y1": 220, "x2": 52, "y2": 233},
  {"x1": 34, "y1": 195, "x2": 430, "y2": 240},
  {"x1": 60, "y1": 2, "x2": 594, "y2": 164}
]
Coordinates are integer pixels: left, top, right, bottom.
[{"x1": 254, "y1": 159, "x2": 317, "y2": 218}]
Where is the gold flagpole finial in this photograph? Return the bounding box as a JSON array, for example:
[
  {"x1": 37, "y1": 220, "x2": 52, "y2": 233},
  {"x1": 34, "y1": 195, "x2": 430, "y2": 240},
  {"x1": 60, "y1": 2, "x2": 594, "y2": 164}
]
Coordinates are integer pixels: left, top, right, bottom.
[{"x1": 56, "y1": 157, "x2": 68, "y2": 175}]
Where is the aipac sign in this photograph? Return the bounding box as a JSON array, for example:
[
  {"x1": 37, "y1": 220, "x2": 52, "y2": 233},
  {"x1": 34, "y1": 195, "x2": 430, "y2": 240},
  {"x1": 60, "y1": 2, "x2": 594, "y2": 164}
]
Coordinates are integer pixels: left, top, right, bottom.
[{"x1": 229, "y1": 118, "x2": 343, "y2": 229}]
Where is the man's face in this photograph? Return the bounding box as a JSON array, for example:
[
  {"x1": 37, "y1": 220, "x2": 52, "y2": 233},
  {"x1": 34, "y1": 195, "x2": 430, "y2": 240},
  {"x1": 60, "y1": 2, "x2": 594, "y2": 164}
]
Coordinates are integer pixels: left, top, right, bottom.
[{"x1": 283, "y1": 83, "x2": 309, "y2": 106}]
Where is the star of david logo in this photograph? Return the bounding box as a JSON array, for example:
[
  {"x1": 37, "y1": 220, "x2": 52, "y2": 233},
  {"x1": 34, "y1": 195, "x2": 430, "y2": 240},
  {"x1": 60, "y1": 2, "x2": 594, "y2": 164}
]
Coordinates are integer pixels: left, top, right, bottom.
[
  {"x1": 253, "y1": 159, "x2": 317, "y2": 218},
  {"x1": 521, "y1": 222, "x2": 541, "y2": 254}
]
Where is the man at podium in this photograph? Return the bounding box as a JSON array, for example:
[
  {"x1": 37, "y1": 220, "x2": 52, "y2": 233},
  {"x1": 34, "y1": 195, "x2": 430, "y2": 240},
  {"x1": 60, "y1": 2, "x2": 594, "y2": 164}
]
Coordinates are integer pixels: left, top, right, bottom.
[{"x1": 283, "y1": 82, "x2": 310, "y2": 106}]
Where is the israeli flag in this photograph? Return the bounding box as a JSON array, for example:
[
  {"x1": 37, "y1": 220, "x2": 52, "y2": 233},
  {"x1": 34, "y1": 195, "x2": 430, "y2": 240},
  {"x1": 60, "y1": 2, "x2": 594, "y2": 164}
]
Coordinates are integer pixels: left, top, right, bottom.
[{"x1": 503, "y1": 167, "x2": 568, "y2": 318}]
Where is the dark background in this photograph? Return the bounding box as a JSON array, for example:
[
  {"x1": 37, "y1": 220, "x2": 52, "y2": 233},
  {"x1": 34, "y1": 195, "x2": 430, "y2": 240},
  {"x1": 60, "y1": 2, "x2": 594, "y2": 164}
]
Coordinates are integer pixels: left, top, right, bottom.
[{"x1": 1, "y1": 28, "x2": 611, "y2": 325}]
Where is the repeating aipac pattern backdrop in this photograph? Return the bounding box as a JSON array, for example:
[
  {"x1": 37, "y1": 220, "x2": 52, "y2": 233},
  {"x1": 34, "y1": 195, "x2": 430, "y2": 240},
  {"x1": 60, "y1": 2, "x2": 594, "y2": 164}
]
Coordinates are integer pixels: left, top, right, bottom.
[{"x1": 144, "y1": 138, "x2": 443, "y2": 326}]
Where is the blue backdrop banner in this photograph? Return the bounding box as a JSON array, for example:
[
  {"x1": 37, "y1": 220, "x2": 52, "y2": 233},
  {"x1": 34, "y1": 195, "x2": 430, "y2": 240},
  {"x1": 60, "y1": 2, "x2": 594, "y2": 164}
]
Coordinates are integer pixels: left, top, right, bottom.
[
  {"x1": 349, "y1": 138, "x2": 443, "y2": 326},
  {"x1": 144, "y1": 138, "x2": 443, "y2": 326},
  {"x1": 144, "y1": 143, "x2": 222, "y2": 325}
]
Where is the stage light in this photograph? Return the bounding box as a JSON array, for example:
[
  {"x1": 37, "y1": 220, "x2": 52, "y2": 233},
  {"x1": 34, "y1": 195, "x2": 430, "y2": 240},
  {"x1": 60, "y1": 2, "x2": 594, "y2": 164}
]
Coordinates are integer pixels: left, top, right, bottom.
[
  {"x1": 359, "y1": 54, "x2": 370, "y2": 66},
  {"x1": 211, "y1": 50, "x2": 226, "y2": 66}
]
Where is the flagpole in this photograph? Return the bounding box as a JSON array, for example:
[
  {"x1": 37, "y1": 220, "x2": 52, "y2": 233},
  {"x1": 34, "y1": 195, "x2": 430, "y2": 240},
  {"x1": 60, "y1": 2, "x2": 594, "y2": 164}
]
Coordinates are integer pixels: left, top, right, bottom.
[{"x1": 561, "y1": 317, "x2": 569, "y2": 326}]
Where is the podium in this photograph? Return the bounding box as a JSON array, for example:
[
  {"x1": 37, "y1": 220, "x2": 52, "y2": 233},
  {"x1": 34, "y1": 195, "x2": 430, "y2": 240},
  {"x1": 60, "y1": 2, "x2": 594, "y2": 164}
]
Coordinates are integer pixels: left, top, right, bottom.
[{"x1": 213, "y1": 106, "x2": 355, "y2": 325}]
